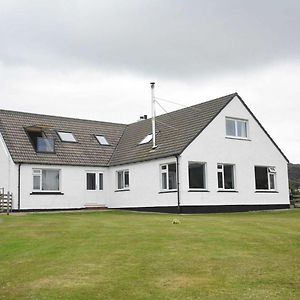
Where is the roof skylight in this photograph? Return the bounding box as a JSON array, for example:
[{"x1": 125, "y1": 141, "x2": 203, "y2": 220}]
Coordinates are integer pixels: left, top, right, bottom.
[
  {"x1": 139, "y1": 133, "x2": 153, "y2": 145},
  {"x1": 57, "y1": 131, "x2": 77, "y2": 143},
  {"x1": 95, "y1": 135, "x2": 110, "y2": 145}
]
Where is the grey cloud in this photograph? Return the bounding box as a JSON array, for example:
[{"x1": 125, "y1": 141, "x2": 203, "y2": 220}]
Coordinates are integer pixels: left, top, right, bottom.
[{"x1": 1, "y1": 0, "x2": 300, "y2": 78}]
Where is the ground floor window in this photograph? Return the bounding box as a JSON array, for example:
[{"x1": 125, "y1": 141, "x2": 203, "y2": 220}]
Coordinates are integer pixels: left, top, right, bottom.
[
  {"x1": 255, "y1": 166, "x2": 276, "y2": 190},
  {"x1": 160, "y1": 163, "x2": 177, "y2": 190},
  {"x1": 189, "y1": 162, "x2": 206, "y2": 189},
  {"x1": 217, "y1": 164, "x2": 235, "y2": 189},
  {"x1": 33, "y1": 169, "x2": 60, "y2": 191},
  {"x1": 86, "y1": 172, "x2": 103, "y2": 190},
  {"x1": 117, "y1": 170, "x2": 129, "y2": 190}
]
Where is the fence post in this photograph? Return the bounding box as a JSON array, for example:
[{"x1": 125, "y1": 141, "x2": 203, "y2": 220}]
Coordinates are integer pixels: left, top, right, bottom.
[
  {"x1": 7, "y1": 192, "x2": 10, "y2": 215},
  {"x1": 0, "y1": 188, "x2": 3, "y2": 212}
]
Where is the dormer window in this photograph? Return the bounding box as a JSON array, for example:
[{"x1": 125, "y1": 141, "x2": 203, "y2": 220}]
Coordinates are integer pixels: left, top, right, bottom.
[
  {"x1": 95, "y1": 135, "x2": 110, "y2": 145},
  {"x1": 226, "y1": 117, "x2": 248, "y2": 139},
  {"x1": 139, "y1": 133, "x2": 152, "y2": 145},
  {"x1": 25, "y1": 126, "x2": 55, "y2": 153},
  {"x1": 57, "y1": 131, "x2": 77, "y2": 143}
]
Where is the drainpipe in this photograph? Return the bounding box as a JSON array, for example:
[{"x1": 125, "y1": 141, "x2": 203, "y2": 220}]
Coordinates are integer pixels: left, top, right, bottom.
[
  {"x1": 18, "y1": 163, "x2": 22, "y2": 210},
  {"x1": 175, "y1": 155, "x2": 181, "y2": 214}
]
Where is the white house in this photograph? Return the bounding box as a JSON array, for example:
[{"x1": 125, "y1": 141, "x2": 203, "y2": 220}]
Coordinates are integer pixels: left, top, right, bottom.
[{"x1": 0, "y1": 93, "x2": 290, "y2": 213}]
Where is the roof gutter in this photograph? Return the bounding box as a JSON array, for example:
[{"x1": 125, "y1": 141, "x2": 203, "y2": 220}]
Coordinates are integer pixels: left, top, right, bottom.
[{"x1": 175, "y1": 155, "x2": 181, "y2": 214}]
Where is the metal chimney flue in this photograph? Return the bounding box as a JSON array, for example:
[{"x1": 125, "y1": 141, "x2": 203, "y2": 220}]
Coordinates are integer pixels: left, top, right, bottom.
[{"x1": 150, "y1": 82, "x2": 157, "y2": 149}]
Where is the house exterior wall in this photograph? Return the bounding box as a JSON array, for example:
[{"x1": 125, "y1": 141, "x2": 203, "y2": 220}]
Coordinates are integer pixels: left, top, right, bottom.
[
  {"x1": 0, "y1": 133, "x2": 18, "y2": 208},
  {"x1": 107, "y1": 157, "x2": 178, "y2": 208},
  {"x1": 179, "y1": 96, "x2": 289, "y2": 207},
  {"x1": 18, "y1": 164, "x2": 108, "y2": 210}
]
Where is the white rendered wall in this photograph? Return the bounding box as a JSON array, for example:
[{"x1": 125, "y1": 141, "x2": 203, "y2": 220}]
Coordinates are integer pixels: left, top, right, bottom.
[
  {"x1": 19, "y1": 164, "x2": 108, "y2": 210},
  {"x1": 107, "y1": 157, "x2": 178, "y2": 208},
  {"x1": 0, "y1": 133, "x2": 18, "y2": 209},
  {"x1": 179, "y1": 96, "x2": 289, "y2": 206}
]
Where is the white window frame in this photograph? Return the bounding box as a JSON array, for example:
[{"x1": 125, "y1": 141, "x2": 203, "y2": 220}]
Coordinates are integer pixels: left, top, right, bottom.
[
  {"x1": 188, "y1": 161, "x2": 207, "y2": 190},
  {"x1": 57, "y1": 131, "x2": 77, "y2": 143},
  {"x1": 217, "y1": 163, "x2": 236, "y2": 190},
  {"x1": 32, "y1": 168, "x2": 61, "y2": 192},
  {"x1": 95, "y1": 135, "x2": 110, "y2": 146},
  {"x1": 255, "y1": 166, "x2": 277, "y2": 191},
  {"x1": 139, "y1": 133, "x2": 153, "y2": 145},
  {"x1": 86, "y1": 172, "x2": 104, "y2": 191},
  {"x1": 116, "y1": 170, "x2": 130, "y2": 190},
  {"x1": 160, "y1": 163, "x2": 177, "y2": 191},
  {"x1": 225, "y1": 117, "x2": 249, "y2": 139}
]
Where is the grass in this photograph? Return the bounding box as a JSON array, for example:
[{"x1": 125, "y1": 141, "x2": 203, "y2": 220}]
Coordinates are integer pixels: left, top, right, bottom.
[{"x1": 0, "y1": 209, "x2": 299, "y2": 299}]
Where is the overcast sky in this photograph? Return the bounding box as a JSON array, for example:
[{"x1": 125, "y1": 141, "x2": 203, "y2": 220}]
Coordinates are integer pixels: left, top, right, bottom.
[{"x1": 0, "y1": 0, "x2": 299, "y2": 162}]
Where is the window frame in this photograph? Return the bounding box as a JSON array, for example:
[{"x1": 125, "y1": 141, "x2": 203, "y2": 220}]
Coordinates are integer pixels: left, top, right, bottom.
[
  {"x1": 217, "y1": 163, "x2": 236, "y2": 191},
  {"x1": 139, "y1": 133, "x2": 153, "y2": 145},
  {"x1": 57, "y1": 131, "x2": 77, "y2": 143},
  {"x1": 188, "y1": 161, "x2": 207, "y2": 190},
  {"x1": 254, "y1": 166, "x2": 277, "y2": 191},
  {"x1": 116, "y1": 169, "x2": 130, "y2": 190},
  {"x1": 86, "y1": 171, "x2": 104, "y2": 191},
  {"x1": 95, "y1": 135, "x2": 110, "y2": 146},
  {"x1": 160, "y1": 163, "x2": 177, "y2": 191},
  {"x1": 225, "y1": 117, "x2": 249, "y2": 139},
  {"x1": 32, "y1": 168, "x2": 61, "y2": 192}
]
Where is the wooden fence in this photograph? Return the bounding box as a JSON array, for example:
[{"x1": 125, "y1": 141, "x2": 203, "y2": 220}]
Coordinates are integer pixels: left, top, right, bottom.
[
  {"x1": 291, "y1": 194, "x2": 300, "y2": 208},
  {"x1": 0, "y1": 189, "x2": 13, "y2": 215}
]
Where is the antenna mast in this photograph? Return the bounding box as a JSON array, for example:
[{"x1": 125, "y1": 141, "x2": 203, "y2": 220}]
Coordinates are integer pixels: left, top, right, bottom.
[{"x1": 150, "y1": 82, "x2": 157, "y2": 149}]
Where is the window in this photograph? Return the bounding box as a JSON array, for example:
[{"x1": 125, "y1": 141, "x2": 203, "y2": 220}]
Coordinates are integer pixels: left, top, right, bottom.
[
  {"x1": 57, "y1": 131, "x2": 77, "y2": 142},
  {"x1": 255, "y1": 166, "x2": 276, "y2": 190},
  {"x1": 160, "y1": 163, "x2": 177, "y2": 190},
  {"x1": 226, "y1": 118, "x2": 248, "y2": 138},
  {"x1": 139, "y1": 134, "x2": 152, "y2": 145},
  {"x1": 217, "y1": 164, "x2": 235, "y2": 190},
  {"x1": 25, "y1": 127, "x2": 55, "y2": 153},
  {"x1": 117, "y1": 170, "x2": 129, "y2": 190},
  {"x1": 86, "y1": 172, "x2": 103, "y2": 190},
  {"x1": 33, "y1": 169, "x2": 60, "y2": 191},
  {"x1": 189, "y1": 162, "x2": 206, "y2": 189},
  {"x1": 95, "y1": 135, "x2": 110, "y2": 145}
]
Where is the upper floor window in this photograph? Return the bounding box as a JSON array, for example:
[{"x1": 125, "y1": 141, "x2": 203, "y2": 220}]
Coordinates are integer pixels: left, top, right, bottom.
[
  {"x1": 217, "y1": 164, "x2": 235, "y2": 190},
  {"x1": 33, "y1": 169, "x2": 60, "y2": 191},
  {"x1": 117, "y1": 170, "x2": 129, "y2": 190},
  {"x1": 95, "y1": 135, "x2": 110, "y2": 145},
  {"x1": 189, "y1": 162, "x2": 206, "y2": 189},
  {"x1": 255, "y1": 166, "x2": 276, "y2": 191},
  {"x1": 57, "y1": 131, "x2": 77, "y2": 143},
  {"x1": 26, "y1": 126, "x2": 55, "y2": 153},
  {"x1": 226, "y1": 118, "x2": 248, "y2": 139},
  {"x1": 160, "y1": 163, "x2": 177, "y2": 191},
  {"x1": 139, "y1": 133, "x2": 152, "y2": 145}
]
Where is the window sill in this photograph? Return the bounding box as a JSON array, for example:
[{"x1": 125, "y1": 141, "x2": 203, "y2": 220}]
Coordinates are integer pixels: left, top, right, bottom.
[
  {"x1": 255, "y1": 190, "x2": 278, "y2": 193},
  {"x1": 217, "y1": 190, "x2": 239, "y2": 193},
  {"x1": 30, "y1": 192, "x2": 64, "y2": 195},
  {"x1": 114, "y1": 189, "x2": 130, "y2": 192},
  {"x1": 159, "y1": 190, "x2": 177, "y2": 194},
  {"x1": 225, "y1": 136, "x2": 251, "y2": 141},
  {"x1": 188, "y1": 189, "x2": 210, "y2": 192}
]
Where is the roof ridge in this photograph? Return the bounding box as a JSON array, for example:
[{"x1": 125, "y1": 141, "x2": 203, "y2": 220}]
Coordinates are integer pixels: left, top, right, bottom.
[
  {"x1": 0, "y1": 108, "x2": 126, "y2": 127},
  {"x1": 128, "y1": 92, "x2": 238, "y2": 126}
]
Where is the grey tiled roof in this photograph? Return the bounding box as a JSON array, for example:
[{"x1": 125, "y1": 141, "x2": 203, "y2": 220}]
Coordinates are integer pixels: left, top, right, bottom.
[
  {"x1": 109, "y1": 93, "x2": 236, "y2": 165},
  {"x1": 1, "y1": 93, "x2": 287, "y2": 166},
  {"x1": 0, "y1": 110, "x2": 126, "y2": 166}
]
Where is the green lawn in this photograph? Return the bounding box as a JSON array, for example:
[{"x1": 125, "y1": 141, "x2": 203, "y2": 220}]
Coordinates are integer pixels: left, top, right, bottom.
[{"x1": 0, "y1": 209, "x2": 299, "y2": 300}]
